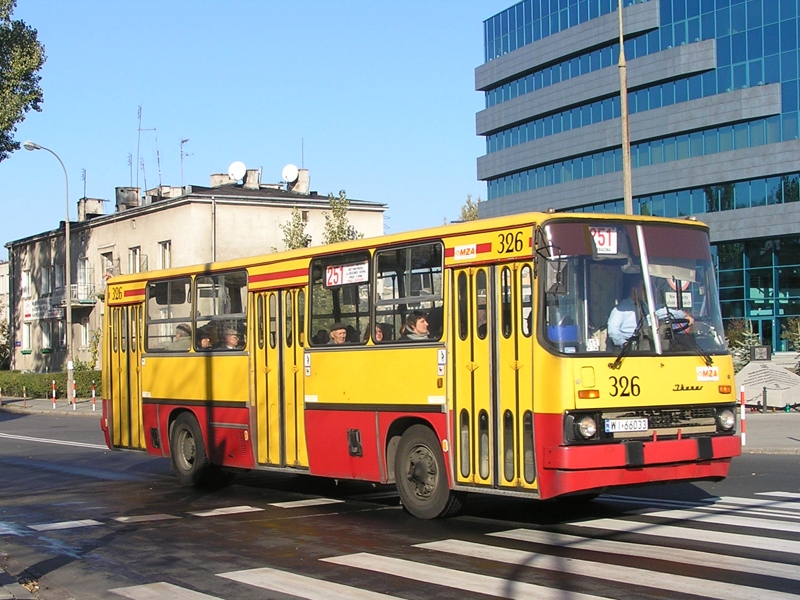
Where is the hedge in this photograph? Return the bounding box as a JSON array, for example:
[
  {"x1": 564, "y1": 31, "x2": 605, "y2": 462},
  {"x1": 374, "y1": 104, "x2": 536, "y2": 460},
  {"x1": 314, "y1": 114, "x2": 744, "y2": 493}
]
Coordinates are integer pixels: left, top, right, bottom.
[{"x1": 0, "y1": 371, "x2": 102, "y2": 399}]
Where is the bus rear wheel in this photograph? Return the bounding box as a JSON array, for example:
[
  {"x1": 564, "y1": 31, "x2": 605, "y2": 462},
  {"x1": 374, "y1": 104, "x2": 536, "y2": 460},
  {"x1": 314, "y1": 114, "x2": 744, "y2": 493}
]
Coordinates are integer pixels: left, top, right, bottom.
[
  {"x1": 395, "y1": 425, "x2": 462, "y2": 519},
  {"x1": 170, "y1": 412, "x2": 217, "y2": 487}
]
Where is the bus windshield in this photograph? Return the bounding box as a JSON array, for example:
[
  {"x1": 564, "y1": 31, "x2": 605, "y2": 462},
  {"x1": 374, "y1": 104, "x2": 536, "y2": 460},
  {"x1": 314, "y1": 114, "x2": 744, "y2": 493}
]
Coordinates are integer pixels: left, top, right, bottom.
[{"x1": 540, "y1": 220, "x2": 727, "y2": 356}]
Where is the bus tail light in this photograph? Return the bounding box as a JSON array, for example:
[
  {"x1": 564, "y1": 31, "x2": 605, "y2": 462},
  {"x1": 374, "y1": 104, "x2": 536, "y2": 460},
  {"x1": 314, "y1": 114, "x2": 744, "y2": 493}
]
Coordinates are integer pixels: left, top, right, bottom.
[
  {"x1": 718, "y1": 385, "x2": 732, "y2": 394},
  {"x1": 578, "y1": 389, "x2": 600, "y2": 399}
]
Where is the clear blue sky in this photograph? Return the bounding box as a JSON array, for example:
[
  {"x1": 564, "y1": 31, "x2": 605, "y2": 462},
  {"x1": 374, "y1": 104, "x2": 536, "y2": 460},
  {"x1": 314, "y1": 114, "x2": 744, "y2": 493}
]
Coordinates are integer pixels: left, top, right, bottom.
[{"x1": 0, "y1": 1, "x2": 512, "y2": 260}]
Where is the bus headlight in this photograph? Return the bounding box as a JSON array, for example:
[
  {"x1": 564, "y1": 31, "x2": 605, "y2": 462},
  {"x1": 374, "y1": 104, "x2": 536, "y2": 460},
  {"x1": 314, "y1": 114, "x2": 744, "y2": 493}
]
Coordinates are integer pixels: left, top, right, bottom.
[
  {"x1": 577, "y1": 415, "x2": 597, "y2": 439},
  {"x1": 717, "y1": 409, "x2": 735, "y2": 431}
]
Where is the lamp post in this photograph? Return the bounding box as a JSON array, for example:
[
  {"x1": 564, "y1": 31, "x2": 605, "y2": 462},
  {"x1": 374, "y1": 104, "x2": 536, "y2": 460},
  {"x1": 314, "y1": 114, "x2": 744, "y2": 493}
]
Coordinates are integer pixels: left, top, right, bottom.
[
  {"x1": 23, "y1": 141, "x2": 73, "y2": 389},
  {"x1": 618, "y1": 0, "x2": 633, "y2": 215}
]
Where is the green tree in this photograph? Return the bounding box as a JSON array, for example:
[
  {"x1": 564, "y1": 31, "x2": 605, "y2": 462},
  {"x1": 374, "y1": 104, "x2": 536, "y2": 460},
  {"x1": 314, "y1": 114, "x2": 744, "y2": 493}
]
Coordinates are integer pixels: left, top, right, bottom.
[
  {"x1": 279, "y1": 207, "x2": 311, "y2": 250},
  {"x1": 0, "y1": 0, "x2": 46, "y2": 163},
  {"x1": 0, "y1": 301, "x2": 9, "y2": 370},
  {"x1": 323, "y1": 190, "x2": 363, "y2": 244},
  {"x1": 725, "y1": 319, "x2": 761, "y2": 372},
  {"x1": 458, "y1": 193, "x2": 482, "y2": 221}
]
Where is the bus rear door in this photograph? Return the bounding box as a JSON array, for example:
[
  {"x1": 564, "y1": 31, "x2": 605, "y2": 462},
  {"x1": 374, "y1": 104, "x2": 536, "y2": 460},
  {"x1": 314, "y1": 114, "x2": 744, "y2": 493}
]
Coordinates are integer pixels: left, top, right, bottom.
[{"x1": 108, "y1": 303, "x2": 145, "y2": 449}]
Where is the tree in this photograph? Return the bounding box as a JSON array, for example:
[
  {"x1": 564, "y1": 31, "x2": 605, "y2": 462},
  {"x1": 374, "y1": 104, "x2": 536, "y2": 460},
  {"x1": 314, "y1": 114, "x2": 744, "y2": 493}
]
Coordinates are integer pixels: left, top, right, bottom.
[
  {"x1": 279, "y1": 207, "x2": 311, "y2": 250},
  {"x1": 0, "y1": 301, "x2": 9, "y2": 370},
  {"x1": 323, "y1": 190, "x2": 363, "y2": 244},
  {"x1": 458, "y1": 194, "x2": 482, "y2": 221},
  {"x1": 0, "y1": 0, "x2": 46, "y2": 163},
  {"x1": 725, "y1": 319, "x2": 761, "y2": 372}
]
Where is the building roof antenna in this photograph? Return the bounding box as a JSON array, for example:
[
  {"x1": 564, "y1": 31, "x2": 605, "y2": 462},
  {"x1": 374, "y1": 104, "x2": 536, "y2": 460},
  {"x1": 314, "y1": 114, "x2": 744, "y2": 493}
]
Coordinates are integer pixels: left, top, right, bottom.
[{"x1": 180, "y1": 138, "x2": 192, "y2": 187}]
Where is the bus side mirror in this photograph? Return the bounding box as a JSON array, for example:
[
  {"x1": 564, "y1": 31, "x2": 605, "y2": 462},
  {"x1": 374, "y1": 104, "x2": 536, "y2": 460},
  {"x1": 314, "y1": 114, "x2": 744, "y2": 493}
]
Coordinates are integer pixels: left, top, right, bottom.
[{"x1": 546, "y1": 259, "x2": 568, "y2": 295}]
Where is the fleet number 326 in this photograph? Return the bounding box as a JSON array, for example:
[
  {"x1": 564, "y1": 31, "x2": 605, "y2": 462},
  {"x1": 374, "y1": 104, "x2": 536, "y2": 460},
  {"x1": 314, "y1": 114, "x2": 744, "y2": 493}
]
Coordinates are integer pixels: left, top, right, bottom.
[
  {"x1": 608, "y1": 375, "x2": 641, "y2": 397},
  {"x1": 108, "y1": 286, "x2": 123, "y2": 301}
]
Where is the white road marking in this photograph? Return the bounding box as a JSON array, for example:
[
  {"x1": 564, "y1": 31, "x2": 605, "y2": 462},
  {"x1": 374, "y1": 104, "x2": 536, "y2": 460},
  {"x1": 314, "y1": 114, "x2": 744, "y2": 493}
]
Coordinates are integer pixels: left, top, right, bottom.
[
  {"x1": 29, "y1": 519, "x2": 103, "y2": 531},
  {"x1": 269, "y1": 498, "x2": 344, "y2": 509},
  {"x1": 322, "y1": 552, "x2": 610, "y2": 600},
  {"x1": 188, "y1": 506, "x2": 264, "y2": 517},
  {"x1": 0, "y1": 432, "x2": 107, "y2": 450},
  {"x1": 635, "y1": 507, "x2": 800, "y2": 534},
  {"x1": 572, "y1": 517, "x2": 800, "y2": 554},
  {"x1": 418, "y1": 538, "x2": 799, "y2": 600},
  {"x1": 109, "y1": 581, "x2": 223, "y2": 599},
  {"x1": 758, "y1": 491, "x2": 800, "y2": 500},
  {"x1": 219, "y1": 566, "x2": 402, "y2": 599},
  {"x1": 490, "y1": 527, "x2": 800, "y2": 580},
  {"x1": 114, "y1": 514, "x2": 181, "y2": 523}
]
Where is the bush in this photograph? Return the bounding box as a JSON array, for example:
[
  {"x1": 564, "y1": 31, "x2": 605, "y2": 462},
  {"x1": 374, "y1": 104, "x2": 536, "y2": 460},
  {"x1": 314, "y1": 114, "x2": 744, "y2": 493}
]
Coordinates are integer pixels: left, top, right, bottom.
[{"x1": 0, "y1": 370, "x2": 101, "y2": 399}]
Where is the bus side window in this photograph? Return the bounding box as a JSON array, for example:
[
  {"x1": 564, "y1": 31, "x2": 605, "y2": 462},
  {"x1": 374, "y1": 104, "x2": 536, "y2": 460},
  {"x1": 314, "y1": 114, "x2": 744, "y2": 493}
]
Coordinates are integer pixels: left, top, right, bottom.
[
  {"x1": 375, "y1": 242, "x2": 443, "y2": 342},
  {"x1": 309, "y1": 252, "x2": 370, "y2": 346},
  {"x1": 196, "y1": 271, "x2": 247, "y2": 349}
]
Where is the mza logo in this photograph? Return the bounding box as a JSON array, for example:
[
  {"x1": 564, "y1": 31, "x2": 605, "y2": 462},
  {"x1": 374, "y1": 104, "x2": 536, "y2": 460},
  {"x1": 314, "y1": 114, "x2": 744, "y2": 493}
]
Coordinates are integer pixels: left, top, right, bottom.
[{"x1": 453, "y1": 244, "x2": 476, "y2": 260}]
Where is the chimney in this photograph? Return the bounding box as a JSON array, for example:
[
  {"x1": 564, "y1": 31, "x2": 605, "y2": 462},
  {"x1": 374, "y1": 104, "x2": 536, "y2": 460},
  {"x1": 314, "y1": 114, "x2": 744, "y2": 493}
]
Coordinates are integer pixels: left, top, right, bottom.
[
  {"x1": 290, "y1": 169, "x2": 311, "y2": 195},
  {"x1": 243, "y1": 168, "x2": 261, "y2": 190},
  {"x1": 210, "y1": 173, "x2": 234, "y2": 187},
  {"x1": 115, "y1": 187, "x2": 140, "y2": 212},
  {"x1": 78, "y1": 198, "x2": 105, "y2": 222}
]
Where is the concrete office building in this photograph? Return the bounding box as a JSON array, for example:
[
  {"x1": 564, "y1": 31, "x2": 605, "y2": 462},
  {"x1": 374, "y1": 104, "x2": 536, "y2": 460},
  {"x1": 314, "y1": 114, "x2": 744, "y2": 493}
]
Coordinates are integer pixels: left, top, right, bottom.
[
  {"x1": 476, "y1": 0, "x2": 800, "y2": 351},
  {"x1": 6, "y1": 167, "x2": 385, "y2": 373}
]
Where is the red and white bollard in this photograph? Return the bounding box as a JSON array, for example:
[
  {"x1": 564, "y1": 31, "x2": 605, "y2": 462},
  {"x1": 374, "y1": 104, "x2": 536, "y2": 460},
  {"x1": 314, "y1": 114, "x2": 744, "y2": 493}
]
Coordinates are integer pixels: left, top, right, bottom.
[
  {"x1": 72, "y1": 379, "x2": 77, "y2": 410},
  {"x1": 91, "y1": 381, "x2": 96, "y2": 411},
  {"x1": 52, "y1": 379, "x2": 56, "y2": 409},
  {"x1": 740, "y1": 385, "x2": 746, "y2": 447}
]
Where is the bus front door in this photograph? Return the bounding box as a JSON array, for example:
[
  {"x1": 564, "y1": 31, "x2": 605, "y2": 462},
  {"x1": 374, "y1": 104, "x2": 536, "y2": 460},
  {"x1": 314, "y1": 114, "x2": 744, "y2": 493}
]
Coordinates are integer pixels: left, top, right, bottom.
[
  {"x1": 253, "y1": 289, "x2": 308, "y2": 469},
  {"x1": 452, "y1": 264, "x2": 536, "y2": 491},
  {"x1": 109, "y1": 304, "x2": 145, "y2": 449}
]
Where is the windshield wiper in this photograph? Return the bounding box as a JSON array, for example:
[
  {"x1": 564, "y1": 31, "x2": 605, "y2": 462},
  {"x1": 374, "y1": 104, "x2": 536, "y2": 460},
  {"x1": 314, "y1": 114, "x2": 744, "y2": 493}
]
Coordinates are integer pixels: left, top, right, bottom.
[
  {"x1": 608, "y1": 313, "x2": 647, "y2": 370},
  {"x1": 662, "y1": 311, "x2": 714, "y2": 367}
]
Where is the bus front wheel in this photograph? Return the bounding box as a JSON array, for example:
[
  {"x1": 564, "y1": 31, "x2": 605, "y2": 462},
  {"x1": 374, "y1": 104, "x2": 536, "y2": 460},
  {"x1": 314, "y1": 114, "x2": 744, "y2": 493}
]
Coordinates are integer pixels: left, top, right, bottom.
[
  {"x1": 395, "y1": 424, "x2": 462, "y2": 519},
  {"x1": 170, "y1": 412, "x2": 217, "y2": 487}
]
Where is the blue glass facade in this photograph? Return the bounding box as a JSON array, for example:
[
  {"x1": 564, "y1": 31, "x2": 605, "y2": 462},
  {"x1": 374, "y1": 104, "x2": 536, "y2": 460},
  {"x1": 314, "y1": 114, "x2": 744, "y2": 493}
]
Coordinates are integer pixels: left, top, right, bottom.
[{"x1": 479, "y1": 0, "x2": 800, "y2": 351}]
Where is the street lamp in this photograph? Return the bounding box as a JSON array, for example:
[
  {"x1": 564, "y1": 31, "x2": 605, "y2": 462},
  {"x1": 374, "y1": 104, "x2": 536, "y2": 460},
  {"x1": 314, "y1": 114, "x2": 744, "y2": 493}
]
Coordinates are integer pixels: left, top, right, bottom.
[{"x1": 23, "y1": 141, "x2": 73, "y2": 391}]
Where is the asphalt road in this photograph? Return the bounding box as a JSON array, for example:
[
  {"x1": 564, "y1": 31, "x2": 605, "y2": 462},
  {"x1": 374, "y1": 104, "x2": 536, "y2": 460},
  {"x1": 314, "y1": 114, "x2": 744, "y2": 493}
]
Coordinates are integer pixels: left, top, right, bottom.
[{"x1": 0, "y1": 411, "x2": 799, "y2": 600}]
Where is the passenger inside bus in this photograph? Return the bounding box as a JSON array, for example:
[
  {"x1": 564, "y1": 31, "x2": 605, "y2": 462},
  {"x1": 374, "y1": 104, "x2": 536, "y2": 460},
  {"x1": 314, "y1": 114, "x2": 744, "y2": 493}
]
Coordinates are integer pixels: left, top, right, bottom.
[
  {"x1": 328, "y1": 323, "x2": 347, "y2": 345},
  {"x1": 364, "y1": 323, "x2": 390, "y2": 343},
  {"x1": 169, "y1": 324, "x2": 192, "y2": 350},
  {"x1": 217, "y1": 327, "x2": 242, "y2": 350},
  {"x1": 196, "y1": 328, "x2": 213, "y2": 350},
  {"x1": 401, "y1": 311, "x2": 430, "y2": 341}
]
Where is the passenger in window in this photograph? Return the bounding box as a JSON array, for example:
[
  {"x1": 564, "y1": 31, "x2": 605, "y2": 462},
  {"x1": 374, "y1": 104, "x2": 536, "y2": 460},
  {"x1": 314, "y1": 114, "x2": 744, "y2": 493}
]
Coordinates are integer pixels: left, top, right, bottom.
[
  {"x1": 313, "y1": 329, "x2": 329, "y2": 344},
  {"x1": 364, "y1": 323, "x2": 389, "y2": 343},
  {"x1": 401, "y1": 311, "x2": 430, "y2": 341},
  {"x1": 345, "y1": 324, "x2": 359, "y2": 343},
  {"x1": 328, "y1": 323, "x2": 347, "y2": 345},
  {"x1": 196, "y1": 329, "x2": 213, "y2": 350},
  {"x1": 169, "y1": 324, "x2": 192, "y2": 350},
  {"x1": 218, "y1": 327, "x2": 242, "y2": 350}
]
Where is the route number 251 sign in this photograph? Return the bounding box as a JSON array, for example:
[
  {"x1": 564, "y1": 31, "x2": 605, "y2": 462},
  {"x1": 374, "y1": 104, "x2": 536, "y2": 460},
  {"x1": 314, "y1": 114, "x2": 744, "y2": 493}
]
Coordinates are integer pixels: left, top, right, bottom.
[{"x1": 589, "y1": 226, "x2": 618, "y2": 255}]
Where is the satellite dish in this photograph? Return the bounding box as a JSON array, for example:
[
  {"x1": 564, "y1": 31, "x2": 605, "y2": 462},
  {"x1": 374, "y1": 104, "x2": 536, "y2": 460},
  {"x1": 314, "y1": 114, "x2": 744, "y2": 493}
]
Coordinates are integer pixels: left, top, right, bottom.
[
  {"x1": 228, "y1": 161, "x2": 246, "y2": 181},
  {"x1": 282, "y1": 163, "x2": 299, "y2": 183}
]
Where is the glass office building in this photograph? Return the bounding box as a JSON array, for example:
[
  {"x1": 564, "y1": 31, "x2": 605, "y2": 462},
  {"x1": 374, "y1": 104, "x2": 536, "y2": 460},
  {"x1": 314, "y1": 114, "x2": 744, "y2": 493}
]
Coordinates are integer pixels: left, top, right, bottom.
[{"x1": 476, "y1": 0, "x2": 800, "y2": 350}]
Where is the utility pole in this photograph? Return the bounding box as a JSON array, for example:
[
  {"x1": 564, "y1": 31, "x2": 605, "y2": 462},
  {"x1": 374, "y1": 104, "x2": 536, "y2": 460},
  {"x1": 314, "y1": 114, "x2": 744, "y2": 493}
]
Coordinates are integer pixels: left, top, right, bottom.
[{"x1": 618, "y1": 0, "x2": 633, "y2": 215}]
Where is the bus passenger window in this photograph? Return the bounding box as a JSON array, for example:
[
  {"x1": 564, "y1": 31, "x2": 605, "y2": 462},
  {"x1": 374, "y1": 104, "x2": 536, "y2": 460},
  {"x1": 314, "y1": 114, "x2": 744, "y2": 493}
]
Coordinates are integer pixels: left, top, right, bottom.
[
  {"x1": 375, "y1": 243, "x2": 443, "y2": 342},
  {"x1": 195, "y1": 271, "x2": 247, "y2": 350},
  {"x1": 146, "y1": 278, "x2": 192, "y2": 351},
  {"x1": 521, "y1": 265, "x2": 532, "y2": 337},
  {"x1": 309, "y1": 252, "x2": 370, "y2": 346}
]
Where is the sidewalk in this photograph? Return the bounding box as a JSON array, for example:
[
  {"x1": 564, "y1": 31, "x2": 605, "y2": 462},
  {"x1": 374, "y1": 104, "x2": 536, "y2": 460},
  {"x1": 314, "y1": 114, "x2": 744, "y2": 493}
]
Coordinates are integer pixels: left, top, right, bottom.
[
  {"x1": 0, "y1": 396, "x2": 798, "y2": 454},
  {"x1": 0, "y1": 396, "x2": 100, "y2": 418}
]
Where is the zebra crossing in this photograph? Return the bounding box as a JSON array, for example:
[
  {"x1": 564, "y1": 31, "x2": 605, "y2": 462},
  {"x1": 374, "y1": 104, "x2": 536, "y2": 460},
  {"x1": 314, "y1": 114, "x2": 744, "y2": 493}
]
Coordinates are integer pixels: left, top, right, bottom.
[{"x1": 105, "y1": 490, "x2": 800, "y2": 600}]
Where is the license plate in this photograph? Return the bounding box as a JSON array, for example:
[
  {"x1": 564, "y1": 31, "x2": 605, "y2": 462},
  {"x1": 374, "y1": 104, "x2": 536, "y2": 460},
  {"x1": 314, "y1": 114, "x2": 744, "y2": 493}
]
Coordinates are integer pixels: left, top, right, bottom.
[{"x1": 605, "y1": 418, "x2": 649, "y2": 433}]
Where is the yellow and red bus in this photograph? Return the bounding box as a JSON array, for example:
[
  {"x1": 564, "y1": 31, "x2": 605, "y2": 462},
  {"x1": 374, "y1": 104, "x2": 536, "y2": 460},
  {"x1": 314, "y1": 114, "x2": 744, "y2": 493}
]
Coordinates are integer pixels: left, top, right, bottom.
[{"x1": 101, "y1": 211, "x2": 740, "y2": 518}]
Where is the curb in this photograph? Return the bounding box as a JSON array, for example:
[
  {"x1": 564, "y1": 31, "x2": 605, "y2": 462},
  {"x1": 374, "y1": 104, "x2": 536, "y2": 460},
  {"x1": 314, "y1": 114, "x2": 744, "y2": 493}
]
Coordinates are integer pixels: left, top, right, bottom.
[{"x1": 0, "y1": 403, "x2": 99, "y2": 419}]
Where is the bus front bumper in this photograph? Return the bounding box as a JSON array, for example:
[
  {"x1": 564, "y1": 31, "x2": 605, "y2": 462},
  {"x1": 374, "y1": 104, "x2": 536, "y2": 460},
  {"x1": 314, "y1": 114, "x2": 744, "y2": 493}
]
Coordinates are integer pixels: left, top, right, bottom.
[{"x1": 540, "y1": 435, "x2": 741, "y2": 498}]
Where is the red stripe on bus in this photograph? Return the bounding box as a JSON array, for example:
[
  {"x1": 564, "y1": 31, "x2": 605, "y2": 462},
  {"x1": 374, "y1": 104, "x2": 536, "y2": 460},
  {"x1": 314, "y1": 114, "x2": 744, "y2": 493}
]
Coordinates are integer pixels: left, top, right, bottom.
[
  {"x1": 476, "y1": 242, "x2": 492, "y2": 253},
  {"x1": 249, "y1": 268, "x2": 307, "y2": 283},
  {"x1": 124, "y1": 288, "x2": 145, "y2": 297}
]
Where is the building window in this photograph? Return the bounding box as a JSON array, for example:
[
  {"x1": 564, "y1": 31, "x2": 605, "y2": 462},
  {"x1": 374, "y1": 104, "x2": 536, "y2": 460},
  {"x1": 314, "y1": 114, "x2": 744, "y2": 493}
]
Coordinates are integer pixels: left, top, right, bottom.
[
  {"x1": 22, "y1": 322, "x2": 31, "y2": 350},
  {"x1": 21, "y1": 270, "x2": 31, "y2": 298},
  {"x1": 101, "y1": 252, "x2": 115, "y2": 279},
  {"x1": 81, "y1": 317, "x2": 91, "y2": 347},
  {"x1": 77, "y1": 257, "x2": 91, "y2": 300},
  {"x1": 129, "y1": 247, "x2": 141, "y2": 274},
  {"x1": 159, "y1": 241, "x2": 171, "y2": 270},
  {"x1": 55, "y1": 263, "x2": 65, "y2": 290},
  {"x1": 42, "y1": 266, "x2": 53, "y2": 295},
  {"x1": 58, "y1": 320, "x2": 66, "y2": 349},
  {"x1": 41, "y1": 321, "x2": 52, "y2": 350}
]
